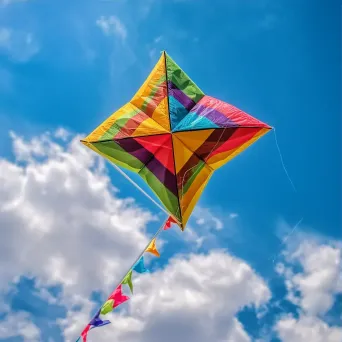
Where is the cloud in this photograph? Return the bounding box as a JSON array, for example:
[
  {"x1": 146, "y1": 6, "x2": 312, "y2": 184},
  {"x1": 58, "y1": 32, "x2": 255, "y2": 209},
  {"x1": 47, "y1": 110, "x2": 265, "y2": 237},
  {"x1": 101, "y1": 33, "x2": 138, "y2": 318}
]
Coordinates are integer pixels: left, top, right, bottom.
[
  {"x1": 275, "y1": 315, "x2": 342, "y2": 342},
  {"x1": 0, "y1": 311, "x2": 40, "y2": 341},
  {"x1": 193, "y1": 206, "x2": 223, "y2": 231},
  {"x1": 176, "y1": 207, "x2": 225, "y2": 250},
  {"x1": 54, "y1": 127, "x2": 71, "y2": 141},
  {"x1": 1, "y1": 129, "x2": 340, "y2": 342},
  {"x1": 0, "y1": 129, "x2": 272, "y2": 341},
  {"x1": 96, "y1": 16, "x2": 127, "y2": 40},
  {"x1": 276, "y1": 233, "x2": 342, "y2": 316},
  {"x1": 0, "y1": 129, "x2": 155, "y2": 299},
  {"x1": 60, "y1": 250, "x2": 271, "y2": 342},
  {"x1": 273, "y1": 229, "x2": 342, "y2": 342},
  {"x1": 0, "y1": 27, "x2": 39, "y2": 62}
]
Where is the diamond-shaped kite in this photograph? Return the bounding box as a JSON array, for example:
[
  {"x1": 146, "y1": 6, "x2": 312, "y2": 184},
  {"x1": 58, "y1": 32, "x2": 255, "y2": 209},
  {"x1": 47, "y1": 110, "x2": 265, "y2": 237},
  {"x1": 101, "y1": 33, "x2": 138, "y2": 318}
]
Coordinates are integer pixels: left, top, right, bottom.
[{"x1": 81, "y1": 51, "x2": 271, "y2": 230}]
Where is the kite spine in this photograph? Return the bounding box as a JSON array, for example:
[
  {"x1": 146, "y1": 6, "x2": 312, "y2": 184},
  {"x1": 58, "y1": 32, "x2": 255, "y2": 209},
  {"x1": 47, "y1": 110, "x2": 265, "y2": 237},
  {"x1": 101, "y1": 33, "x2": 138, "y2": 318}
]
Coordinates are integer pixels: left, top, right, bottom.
[{"x1": 163, "y1": 51, "x2": 184, "y2": 230}]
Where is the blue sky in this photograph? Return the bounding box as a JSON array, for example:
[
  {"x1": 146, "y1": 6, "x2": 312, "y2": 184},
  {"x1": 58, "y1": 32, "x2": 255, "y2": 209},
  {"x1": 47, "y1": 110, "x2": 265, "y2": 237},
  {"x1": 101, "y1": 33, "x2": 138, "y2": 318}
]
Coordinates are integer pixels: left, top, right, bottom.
[{"x1": 0, "y1": 1, "x2": 341, "y2": 342}]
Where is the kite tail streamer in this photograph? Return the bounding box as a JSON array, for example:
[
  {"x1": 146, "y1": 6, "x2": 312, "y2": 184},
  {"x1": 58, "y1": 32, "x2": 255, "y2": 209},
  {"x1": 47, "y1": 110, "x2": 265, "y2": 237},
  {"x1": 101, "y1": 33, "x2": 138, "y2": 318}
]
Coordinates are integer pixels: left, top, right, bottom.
[
  {"x1": 273, "y1": 128, "x2": 297, "y2": 193},
  {"x1": 114, "y1": 216, "x2": 168, "y2": 287},
  {"x1": 75, "y1": 216, "x2": 175, "y2": 342}
]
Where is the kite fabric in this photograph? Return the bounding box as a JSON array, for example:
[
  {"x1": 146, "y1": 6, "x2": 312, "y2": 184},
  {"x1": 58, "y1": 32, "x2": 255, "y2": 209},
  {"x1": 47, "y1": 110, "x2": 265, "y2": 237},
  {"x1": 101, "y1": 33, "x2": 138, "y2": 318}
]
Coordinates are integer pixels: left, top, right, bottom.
[
  {"x1": 76, "y1": 217, "x2": 176, "y2": 342},
  {"x1": 77, "y1": 309, "x2": 111, "y2": 342},
  {"x1": 133, "y1": 256, "x2": 149, "y2": 273},
  {"x1": 164, "y1": 216, "x2": 177, "y2": 230},
  {"x1": 145, "y1": 238, "x2": 160, "y2": 257},
  {"x1": 81, "y1": 51, "x2": 271, "y2": 230}
]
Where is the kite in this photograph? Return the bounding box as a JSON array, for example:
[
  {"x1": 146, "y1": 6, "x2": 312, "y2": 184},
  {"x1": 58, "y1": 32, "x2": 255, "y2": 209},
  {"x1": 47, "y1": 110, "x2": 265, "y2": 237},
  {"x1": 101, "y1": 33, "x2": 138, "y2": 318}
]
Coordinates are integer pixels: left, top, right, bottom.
[
  {"x1": 76, "y1": 52, "x2": 272, "y2": 341},
  {"x1": 81, "y1": 51, "x2": 271, "y2": 230}
]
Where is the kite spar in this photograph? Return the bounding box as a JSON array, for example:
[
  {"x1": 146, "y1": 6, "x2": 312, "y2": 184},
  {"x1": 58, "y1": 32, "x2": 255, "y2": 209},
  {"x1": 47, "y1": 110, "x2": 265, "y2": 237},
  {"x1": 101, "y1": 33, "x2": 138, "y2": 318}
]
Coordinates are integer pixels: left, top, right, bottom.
[{"x1": 77, "y1": 51, "x2": 272, "y2": 341}]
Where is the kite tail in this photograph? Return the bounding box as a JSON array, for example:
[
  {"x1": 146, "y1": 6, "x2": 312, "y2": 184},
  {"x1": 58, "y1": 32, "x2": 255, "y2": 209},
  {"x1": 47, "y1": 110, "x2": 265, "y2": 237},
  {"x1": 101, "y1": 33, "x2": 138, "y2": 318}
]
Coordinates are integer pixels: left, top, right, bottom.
[{"x1": 74, "y1": 215, "x2": 173, "y2": 341}]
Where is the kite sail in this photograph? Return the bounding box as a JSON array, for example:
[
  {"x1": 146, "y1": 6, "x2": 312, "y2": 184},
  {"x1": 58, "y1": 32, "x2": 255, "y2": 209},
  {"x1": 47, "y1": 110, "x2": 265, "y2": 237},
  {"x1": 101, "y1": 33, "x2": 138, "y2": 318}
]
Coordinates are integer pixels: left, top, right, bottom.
[{"x1": 81, "y1": 51, "x2": 271, "y2": 229}]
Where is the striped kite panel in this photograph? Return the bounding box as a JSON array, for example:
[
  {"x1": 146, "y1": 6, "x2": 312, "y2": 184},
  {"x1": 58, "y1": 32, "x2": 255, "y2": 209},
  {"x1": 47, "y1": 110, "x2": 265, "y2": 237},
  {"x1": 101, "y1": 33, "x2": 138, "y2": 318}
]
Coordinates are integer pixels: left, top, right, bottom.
[{"x1": 82, "y1": 51, "x2": 272, "y2": 230}]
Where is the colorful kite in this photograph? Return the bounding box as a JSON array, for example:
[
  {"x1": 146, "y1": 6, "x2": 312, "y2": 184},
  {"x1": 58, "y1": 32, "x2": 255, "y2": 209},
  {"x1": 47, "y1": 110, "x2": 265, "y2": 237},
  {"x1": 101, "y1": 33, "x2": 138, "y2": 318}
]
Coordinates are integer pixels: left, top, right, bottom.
[
  {"x1": 77, "y1": 52, "x2": 271, "y2": 341},
  {"x1": 81, "y1": 51, "x2": 271, "y2": 230}
]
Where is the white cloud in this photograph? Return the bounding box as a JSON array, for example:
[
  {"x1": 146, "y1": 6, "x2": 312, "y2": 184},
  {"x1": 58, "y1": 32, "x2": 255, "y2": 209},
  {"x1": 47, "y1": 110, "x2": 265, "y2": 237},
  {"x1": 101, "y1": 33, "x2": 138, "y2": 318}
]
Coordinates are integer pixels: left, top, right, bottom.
[
  {"x1": 96, "y1": 16, "x2": 127, "y2": 40},
  {"x1": 54, "y1": 127, "x2": 71, "y2": 141},
  {"x1": 60, "y1": 250, "x2": 270, "y2": 342},
  {"x1": 0, "y1": 311, "x2": 40, "y2": 341},
  {"x1": 275, "y1": 315, "x2": 342, "y2": 342},
  {"x1": 0, "y1": 129, "x2": 273, "y2": 342},
  {"x1": 193, "y1": 206, "x2": 223, "y2": 231},
  {"x1": 3, "y1": 130, "x2": 340, "y2": 342},
  {"x1": 0, "y1": 27, "x2": 39, "y2": 62},
  {"x1": 0, "y1": 130, "x2": 154, "y2": 298},
  {"x1": 276, "y1": 234, "x2": 342, "y2": 316},
  {"x1": 274, "y1": 229, "x2": 342, "y2": 342},
  {"x1": 175, "y1": 207, "x2": 227, "y2": 250}
]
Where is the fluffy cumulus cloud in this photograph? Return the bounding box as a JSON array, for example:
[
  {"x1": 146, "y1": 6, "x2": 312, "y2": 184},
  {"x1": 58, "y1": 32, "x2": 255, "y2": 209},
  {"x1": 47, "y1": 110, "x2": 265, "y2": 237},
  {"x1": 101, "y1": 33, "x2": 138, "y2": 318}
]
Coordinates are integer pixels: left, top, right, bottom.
[
  {"x1": 276, "y1": 234, "x2": 342, "y2": 316},
  {"x1": 274, "y1": 230, "x2": 342, "y2": 341},
  {"x1": 61, "y1": 251, "x2": 271, "y2": 342},
  {"x1": 1, "y1": 129, "x2": 341, "y2": 342},
  {"x1": 275, "y1": 315, "x2": 342, "y2": 342},
  {"x1": 0, "y1": 129, "x2": 271, "y2": 341},
  {"x1": 0, "y1": 130, "x2": 154, "y2": 299},
  {"x1": 0, "y1": 311, "x2": 40, "y2": 341}
]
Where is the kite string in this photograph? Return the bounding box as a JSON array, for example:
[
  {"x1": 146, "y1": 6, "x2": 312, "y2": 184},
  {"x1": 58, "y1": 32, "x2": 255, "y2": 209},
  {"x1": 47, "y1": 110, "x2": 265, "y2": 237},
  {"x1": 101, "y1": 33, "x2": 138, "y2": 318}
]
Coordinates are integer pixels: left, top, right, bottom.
[
  {"x1": 113, "y1": 215, "x2": 167, "y2": 289},
  {"x1": 108, "y1": 160, "x2": 179, "y2": 223},
  {"x1": 273, "y1": 128, "x2": 297, "y2": 192},
  {"x1": 268, "y1": 216, "x2": 303, "y2": 265},
  {"x1": 76, "y1": 216, "x2": 169, "y2": 341}
]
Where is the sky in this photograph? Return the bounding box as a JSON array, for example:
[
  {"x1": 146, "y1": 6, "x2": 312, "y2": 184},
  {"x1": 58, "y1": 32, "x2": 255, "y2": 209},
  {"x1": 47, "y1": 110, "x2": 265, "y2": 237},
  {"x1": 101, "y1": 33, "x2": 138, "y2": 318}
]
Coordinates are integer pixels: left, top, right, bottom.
[{"x1": 0, "y1": 0, "x2": 341, "y2": 341}]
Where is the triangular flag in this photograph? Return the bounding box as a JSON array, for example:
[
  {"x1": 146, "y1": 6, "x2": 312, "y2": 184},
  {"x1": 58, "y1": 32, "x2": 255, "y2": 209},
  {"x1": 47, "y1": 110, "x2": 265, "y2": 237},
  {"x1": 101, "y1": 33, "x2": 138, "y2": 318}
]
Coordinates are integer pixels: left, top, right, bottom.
[
  {"x1": 133, "y1": 256, "x2": 148, "y2": 273},
  {"x1": 145, "y1": 238, "x2": 160, "y2": 257},
  {"x1": 80, "y1": 310, "x2": 111, "y2": 341},
  {"x1": 164, "y1": 216, "x2": 176, "y2": 230},
  {"x1": 81, "y1": 324, "x2": 91, "y2": 342},
  {"x1": 89, "y1": 309, "x2": 111, "y2": 328},
  {"x1": 108, "y1": 284, "x2": 130, "y2": 309},
  {"x1": 100, "y1": 299, "x2": 114, "y2": 315},
  {"x1": 122, "y1": 270, "x2": 134, "y2": 294}
]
